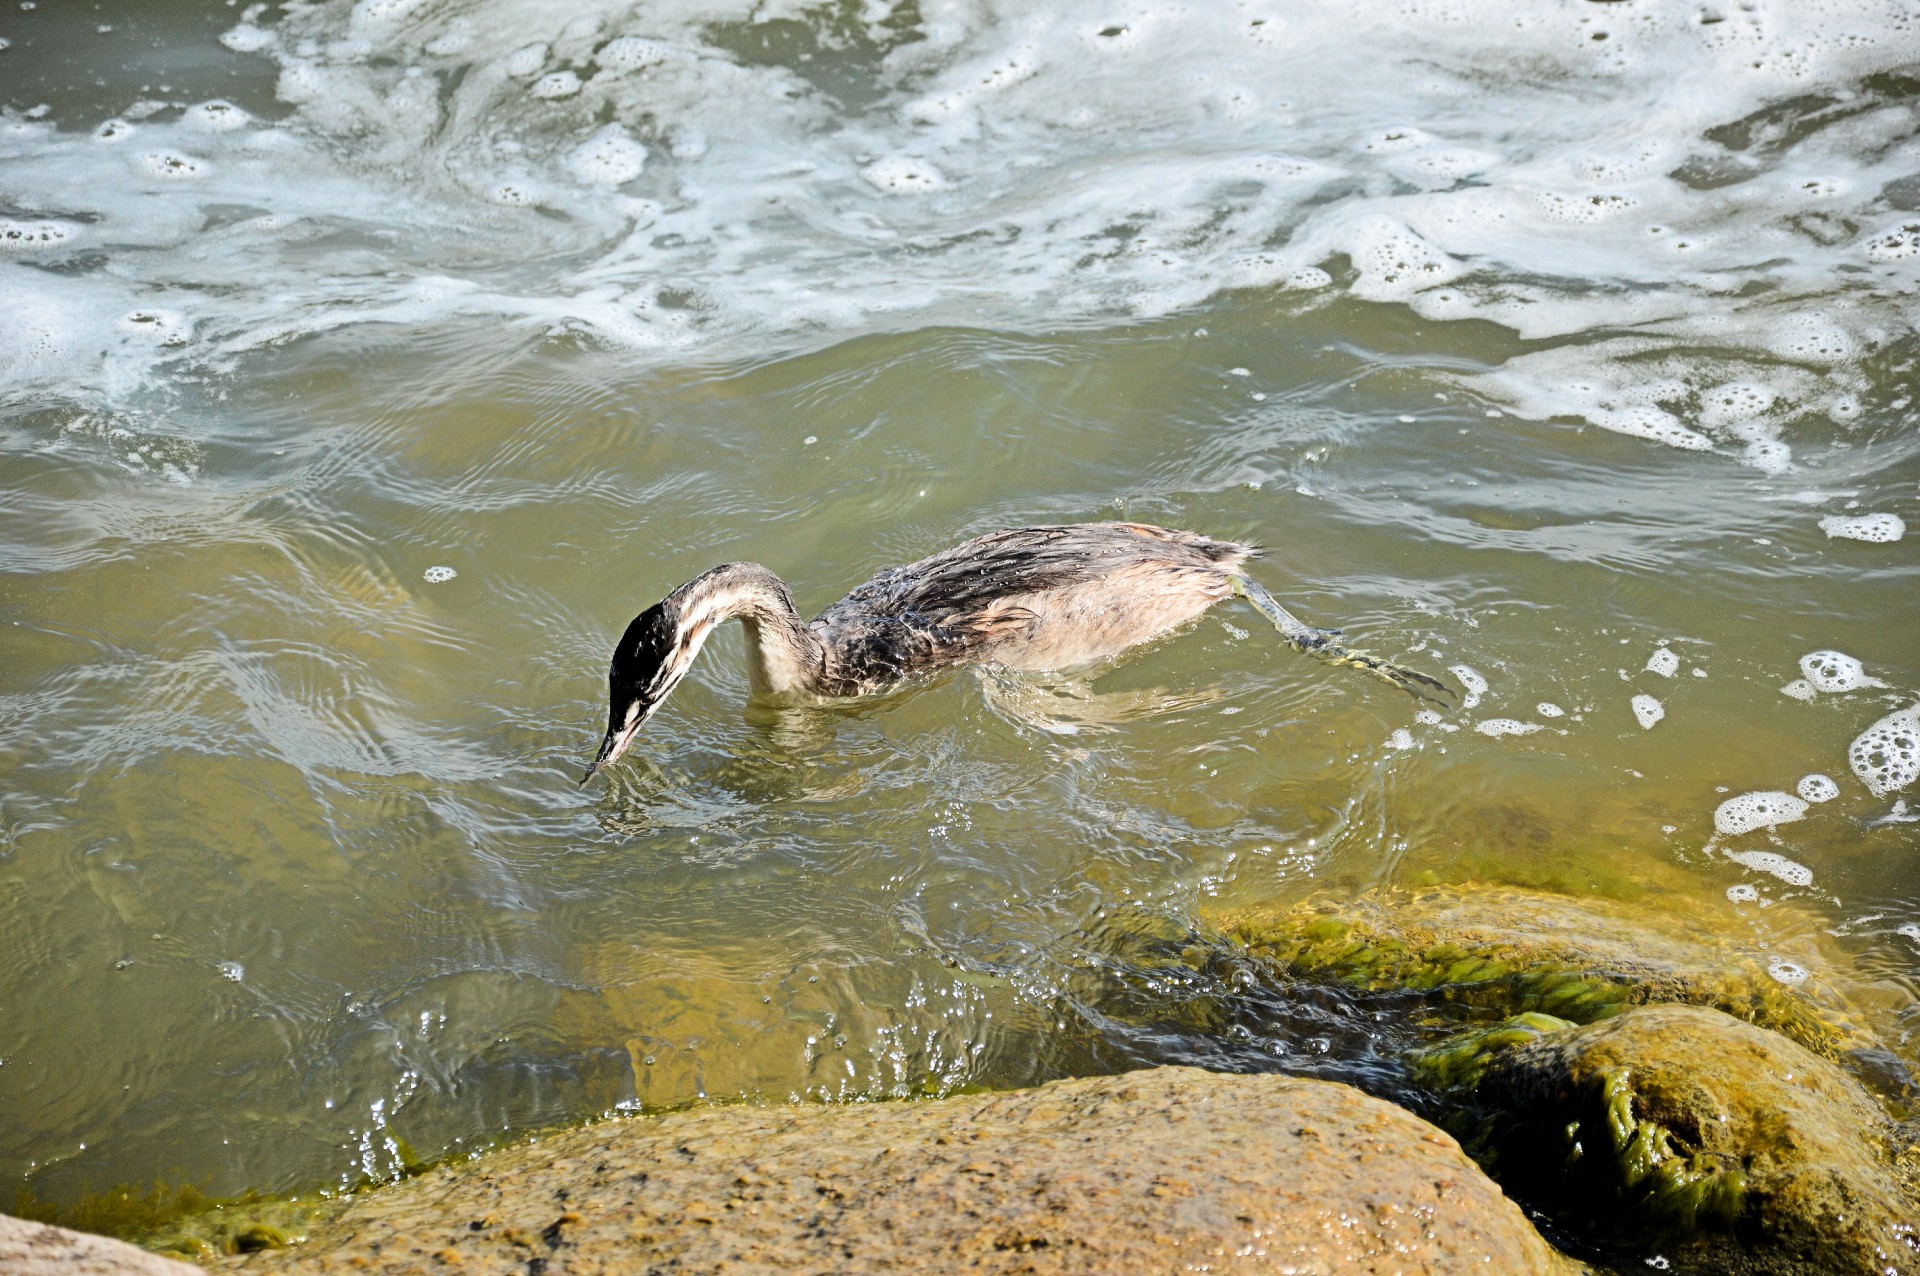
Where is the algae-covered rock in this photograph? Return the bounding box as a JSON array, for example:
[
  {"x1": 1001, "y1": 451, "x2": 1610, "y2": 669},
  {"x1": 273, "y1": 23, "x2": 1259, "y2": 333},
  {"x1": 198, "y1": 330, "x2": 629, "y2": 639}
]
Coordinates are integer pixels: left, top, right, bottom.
[
  {"x1": 0, "y1": 1211, "x2": 201, "y2": 1275},
  {"x1": 1449, "y1": 1005, "x2": 1919, "y2": 1276},
  {"x1": 215, "y1": 1065, "x2": 1584, "y2": 1275},
  {"x1": 1211, "y1": 885, "x2": 1875, "y2": 1061}
]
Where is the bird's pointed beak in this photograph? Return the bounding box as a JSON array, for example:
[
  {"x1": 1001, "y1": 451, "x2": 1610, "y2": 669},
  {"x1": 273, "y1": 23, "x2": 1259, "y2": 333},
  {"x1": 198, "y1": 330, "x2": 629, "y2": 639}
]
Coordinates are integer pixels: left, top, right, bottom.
[{"x1": 580, "y1": 719, "x2": 643, "y2": 786}]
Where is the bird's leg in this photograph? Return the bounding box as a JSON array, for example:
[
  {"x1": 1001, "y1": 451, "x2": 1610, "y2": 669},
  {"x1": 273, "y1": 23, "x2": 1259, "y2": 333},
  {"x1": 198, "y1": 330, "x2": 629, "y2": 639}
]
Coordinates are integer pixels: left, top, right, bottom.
[{"x1": 1230, "y1": 576, "x2": 1454, "y2": 705}]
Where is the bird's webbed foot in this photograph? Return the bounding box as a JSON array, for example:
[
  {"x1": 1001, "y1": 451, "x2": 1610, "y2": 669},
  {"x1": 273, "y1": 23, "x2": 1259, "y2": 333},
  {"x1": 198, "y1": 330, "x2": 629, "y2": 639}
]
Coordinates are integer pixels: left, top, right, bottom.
[{"x1": 1333, "y1": 647, "x2": 1457, "y2": 706}]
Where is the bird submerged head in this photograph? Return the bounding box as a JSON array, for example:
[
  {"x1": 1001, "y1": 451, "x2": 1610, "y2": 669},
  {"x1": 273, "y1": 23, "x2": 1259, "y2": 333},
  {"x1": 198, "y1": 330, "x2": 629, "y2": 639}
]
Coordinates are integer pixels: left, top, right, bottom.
[{"x1": 581, "y1": 597, "x2": 693, "y2": 784}]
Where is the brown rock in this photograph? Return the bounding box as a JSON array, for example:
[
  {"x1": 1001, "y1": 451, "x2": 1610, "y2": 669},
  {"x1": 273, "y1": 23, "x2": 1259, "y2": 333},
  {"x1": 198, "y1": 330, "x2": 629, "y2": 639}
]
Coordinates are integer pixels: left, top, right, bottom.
[
  {"x1": 0, "y1": 1212, "x2": 202, "y2": 1275},
  {"x1": 217, "y1": 1066, "x2": 1581, "y2": 1274}
]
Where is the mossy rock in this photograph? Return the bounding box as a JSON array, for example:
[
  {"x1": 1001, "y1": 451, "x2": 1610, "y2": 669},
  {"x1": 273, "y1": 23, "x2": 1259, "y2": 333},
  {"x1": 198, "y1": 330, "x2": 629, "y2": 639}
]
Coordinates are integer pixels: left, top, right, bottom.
[
  {"x1": 1208, "y1": 885, "x2": 1877, "y2": 1063},
  {"x1": 1434, "y1": 1005, "x2": 1919, "y2": 1276}
]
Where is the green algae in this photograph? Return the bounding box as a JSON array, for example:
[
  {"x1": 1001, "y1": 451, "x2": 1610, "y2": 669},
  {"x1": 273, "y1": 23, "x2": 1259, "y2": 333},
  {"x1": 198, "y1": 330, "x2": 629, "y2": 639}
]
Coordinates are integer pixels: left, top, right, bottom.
[
  {"x1": 1211, "y1": 887, "x2": 1871, "y2": 1062},
  {"x1": 1408, "y1": 1012, "x2": 1575, "y2": 1092},
  {"x1": 12, "y1": 1179, "x2": 336, "y2": 1261},
  {"x1": 1593, "y1": 1066, "x2": 1747, "y2": 1231}
]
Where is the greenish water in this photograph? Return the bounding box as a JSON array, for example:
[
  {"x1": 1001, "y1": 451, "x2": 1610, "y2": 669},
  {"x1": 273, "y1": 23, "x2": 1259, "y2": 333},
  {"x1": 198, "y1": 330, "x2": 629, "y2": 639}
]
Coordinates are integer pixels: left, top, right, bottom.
[{"x1": 2, "y1": 0, "x2": 1917, "y2": 1221}]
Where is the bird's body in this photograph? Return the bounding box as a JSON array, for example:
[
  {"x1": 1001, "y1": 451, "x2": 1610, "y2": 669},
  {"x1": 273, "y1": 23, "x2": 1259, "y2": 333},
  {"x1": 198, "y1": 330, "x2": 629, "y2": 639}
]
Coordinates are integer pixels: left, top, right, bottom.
[{"x1": 585, "y1": 522, "x2": 1449, "y2": 780}]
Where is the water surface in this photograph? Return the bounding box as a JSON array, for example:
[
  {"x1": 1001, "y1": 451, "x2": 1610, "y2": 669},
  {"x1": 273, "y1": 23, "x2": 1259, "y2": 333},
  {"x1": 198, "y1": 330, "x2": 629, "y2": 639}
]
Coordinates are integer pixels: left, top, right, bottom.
[{"x1": 2, "y1": 0, "x2": 1917, "y2": 1214}]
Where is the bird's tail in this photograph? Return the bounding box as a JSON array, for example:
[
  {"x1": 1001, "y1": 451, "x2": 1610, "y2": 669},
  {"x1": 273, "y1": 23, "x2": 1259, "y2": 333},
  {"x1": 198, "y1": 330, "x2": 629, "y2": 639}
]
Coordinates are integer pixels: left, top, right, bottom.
[{"x1": 1231, "y1": 576, "x2": 1454, "y2": 706}]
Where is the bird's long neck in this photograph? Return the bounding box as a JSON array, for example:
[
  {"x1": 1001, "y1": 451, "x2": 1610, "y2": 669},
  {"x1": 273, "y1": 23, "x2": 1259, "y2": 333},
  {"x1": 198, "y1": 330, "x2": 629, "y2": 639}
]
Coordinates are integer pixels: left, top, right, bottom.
[{"x1": 668, "y1": 562, "x2": 823, "y2": 698}]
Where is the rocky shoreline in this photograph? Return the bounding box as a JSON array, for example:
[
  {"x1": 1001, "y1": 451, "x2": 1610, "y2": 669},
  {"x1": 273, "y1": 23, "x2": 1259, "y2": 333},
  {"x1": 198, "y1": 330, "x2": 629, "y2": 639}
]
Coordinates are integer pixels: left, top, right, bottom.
[{"x1": 11, "y1": 882, "x2": 1916, "y2": 1275}]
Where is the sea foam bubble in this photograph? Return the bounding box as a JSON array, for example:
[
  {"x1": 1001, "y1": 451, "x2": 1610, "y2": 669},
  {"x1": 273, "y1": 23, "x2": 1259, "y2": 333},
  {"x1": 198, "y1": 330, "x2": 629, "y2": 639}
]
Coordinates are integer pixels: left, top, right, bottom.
[
  {"x1": 1848, "y1": 705, "x2": 1920, "y2": 797},
  {"x1": 1819, "y1": 512, "x2": 1905, "y2": 543},
  {"x1": 1797, "y1": 650, "x2": 1881, "y2": 694},
  {"x1": 1714, "y1": 790, "x2": 1809, "y2": 836},
  {"x1": 1724, "y1": 849, "x2": 1813, "y2": 887}
]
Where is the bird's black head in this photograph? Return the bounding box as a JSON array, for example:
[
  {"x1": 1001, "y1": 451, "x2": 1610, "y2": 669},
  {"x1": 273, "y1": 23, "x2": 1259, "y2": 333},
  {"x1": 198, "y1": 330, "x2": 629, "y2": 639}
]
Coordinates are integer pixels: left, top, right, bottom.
[{"x1": 581, "y1": 598, "x2": 683, "y2": 784}]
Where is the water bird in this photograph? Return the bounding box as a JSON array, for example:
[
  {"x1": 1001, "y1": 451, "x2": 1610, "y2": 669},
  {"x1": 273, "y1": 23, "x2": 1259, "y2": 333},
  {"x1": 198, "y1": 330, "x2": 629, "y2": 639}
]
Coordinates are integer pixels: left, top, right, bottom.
[{"x1": 584, "y1": 522, "x2": 1451, "y2": 782}]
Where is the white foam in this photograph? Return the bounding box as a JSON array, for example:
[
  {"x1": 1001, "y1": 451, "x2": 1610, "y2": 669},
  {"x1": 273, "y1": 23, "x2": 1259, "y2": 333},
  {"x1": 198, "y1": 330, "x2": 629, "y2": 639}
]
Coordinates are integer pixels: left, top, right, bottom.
[
  {"x1": 1449, "y1": 665, "x2": 1487, "y2": 711},
  {"x1": 1781, "y1": 679, "x2": 1817, "y2": 702},
  {"x1": 568, "y1": 125, "x2": 647, "y2": 186},
  {"x1": 1819, "y1": 512, "x2": 1905, "y2": 543},
  {"x1": 1386, "y1": 728, "x2": 1414, "y2": 751},
  {"x1": 1645, "y1": 647, "x2": 1678, "y2": 678},
  {"x1": 1343, "y1": 216, "x2": 1462, "y2": 302},
  {"x1": 1766, "y1": 959, "x2": 1809, "y2": 987},
  {"x1": 1536, "y1": 702, "x2": 1565, "y2": 718},
  {"x1": 503, "y1": 42, "x2": 548, "y2": 76},
  {"x1": 862, "y1": 157, "x2": 948, "y2": 195},
  {"x1": 1797, "y1": 649, "x2": 1881, "y2": 694},
  {"x1": 1726, "y1": 883, "x2": 1759, "y2": 903},
  {"x1": 423, "y1": 565, "x2": 457, "y2": 583},
  {"x1": 1714, "y1": 790, "x2": 1808, "y2": 836},
  {"x1": 1795, "y1": 774, "x2": 1839, "y2": 803},
  {"x1": 138, "y1": 152, "x2": 208, "y2": 180},
  {"x1": 1476, "y1": 718, "x2": 1541, "y2": 738},
  {"x1": 116, "y1": 309, "x2": 190, "y2": 346},
  {"x1": 530, "y1": 70, "x2": 583, "y2": 99},
  {"x1": 1631, "y1": 695, "x2": 1663, "y2": 730},
  {"x1": 596, "y1": 36, "x2": 672, "y2": 73},
  {"x1": 1724, "y1": 849, "x2": 1814, "y2": 887},
  {"x1": 221, "y1": 23, "x2": 274, "y2": 52},
  {"x1": 0, "y1": 0, "x2": 1916, "y2": 417},
  {"x1": 1848, "y1": 704, "x2": 1920, "y2": 797},
  {"x1": 1864, "y1": 219, "x2": 1920, "y2": 262},
  {"x1": 185, "y1": 100, "x2": 250, "y2": 132},
  {"x1": 0, "y1": 221, "x2": 75, "y2": 251}
]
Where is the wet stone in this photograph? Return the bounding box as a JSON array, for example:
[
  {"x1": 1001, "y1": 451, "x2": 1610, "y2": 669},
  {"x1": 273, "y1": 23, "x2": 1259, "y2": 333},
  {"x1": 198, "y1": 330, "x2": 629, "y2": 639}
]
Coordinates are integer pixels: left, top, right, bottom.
[
  {"x1": 214, "y1": 1066, "x2": 1581, "y2": 1274},
  {"x1": 1432, "y1": 1006, "x2": 1919, "y2": 1276},
  {"x1": 0, "y1": 1212, "x2": 201, "y2": 1275}
]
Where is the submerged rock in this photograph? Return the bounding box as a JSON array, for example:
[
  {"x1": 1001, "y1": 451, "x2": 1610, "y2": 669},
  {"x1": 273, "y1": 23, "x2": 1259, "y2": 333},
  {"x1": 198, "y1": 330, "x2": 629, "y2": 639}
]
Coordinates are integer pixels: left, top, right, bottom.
[
  {"x1": 0, "y1": 1212, "x2": 201, "y2": 1275},
  {"x1": 216, "y1": 1066, "x2": 1581, "y2": 1274},
  {"x1": 1211, "y1": 885, "x2": 1878, "y2": 1060},
  {"x1": 1431, "y1": 1006, "x2": 1919, "y2": 1276}
]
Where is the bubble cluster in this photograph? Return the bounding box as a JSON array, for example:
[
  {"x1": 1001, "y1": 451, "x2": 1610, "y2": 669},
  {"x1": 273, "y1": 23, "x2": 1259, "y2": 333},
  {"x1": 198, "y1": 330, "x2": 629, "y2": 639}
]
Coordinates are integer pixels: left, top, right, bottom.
[
  {"x1": 1645, "y1": 647, "x2": 1678, "y2": 678},
  {"x1": 423, "y1": 565, "x2": 457, "y2": 583},
  {"x1": 568, "y1": 126, "x2": 647, "y2": 186},
  {"x1": 1476, "y1": 718, "x2": 1541, "y2": 737},
  {"x1": 862, "y1": 157, "x2": 948, "y2": 195},
  {"x1": 1631, "y1": 694, "x2": 1663, "y2": 730},
  {"x1": 1864, "y1": 220, "x2": 1920, "y2": 261},
  {"x1": 1536, "y1": 702, "x2": 1565, "y2": 718},
  {"x1": 1818, "y1": 512, "x2": 1905, "y2": 543},
  {"x1": 1724, "y1": 849, "x2": 1814, "y2": 887},
  {"x1": 1848, "y1": 705, "x2": 1920, "y2": 797},
  {"x1": 1797, "y1": 649, "x2": 1879, "y2": 693},
  {"x1": 1726, "y1": 883, "x2": 1759, "y2": 903},
  {"x1": 138, "y1": 151, "x2": 207, "y2": 180},
  {"x1": 1795, "y1": 774, "x2": 1839, "y2": 803},
  {"x1": 1714, "y1": 790, "x2": 1809, "y2": 836},
  {"x1": 1449, "y1": 664, "x2": 1487, "y2": 710},
  {"x1": 1766, "y1": 959, "x2": 1809, "y2": 987},
  {"x1": 0, "y1": 221, "x2": 74, "y2": 250},
  {"x1": 595, "y1": 36, "x2": 671, "y2": 73},
  {"x1": 531, "y1": 71, "x2": 584, "y2": 99},
  {"x1": 1344, "y1": 217, "x2": 1461, "y2": 302},
  {"x1": 185, "y1": 100, "x2": 250, "y2": 131}
]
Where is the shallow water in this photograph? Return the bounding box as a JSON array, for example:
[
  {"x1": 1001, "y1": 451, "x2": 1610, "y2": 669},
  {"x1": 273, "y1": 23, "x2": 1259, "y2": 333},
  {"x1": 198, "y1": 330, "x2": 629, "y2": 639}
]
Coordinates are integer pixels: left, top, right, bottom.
[{"x1": 2, "y1": 0, "x2": 1917, "y2": 1216}]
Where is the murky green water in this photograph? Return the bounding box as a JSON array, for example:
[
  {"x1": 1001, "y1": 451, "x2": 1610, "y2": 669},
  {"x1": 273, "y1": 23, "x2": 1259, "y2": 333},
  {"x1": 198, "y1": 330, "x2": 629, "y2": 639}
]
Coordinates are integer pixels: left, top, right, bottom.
[{"x1": 2, "y1": 0, "x2": 1917, "y2": 1219}]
